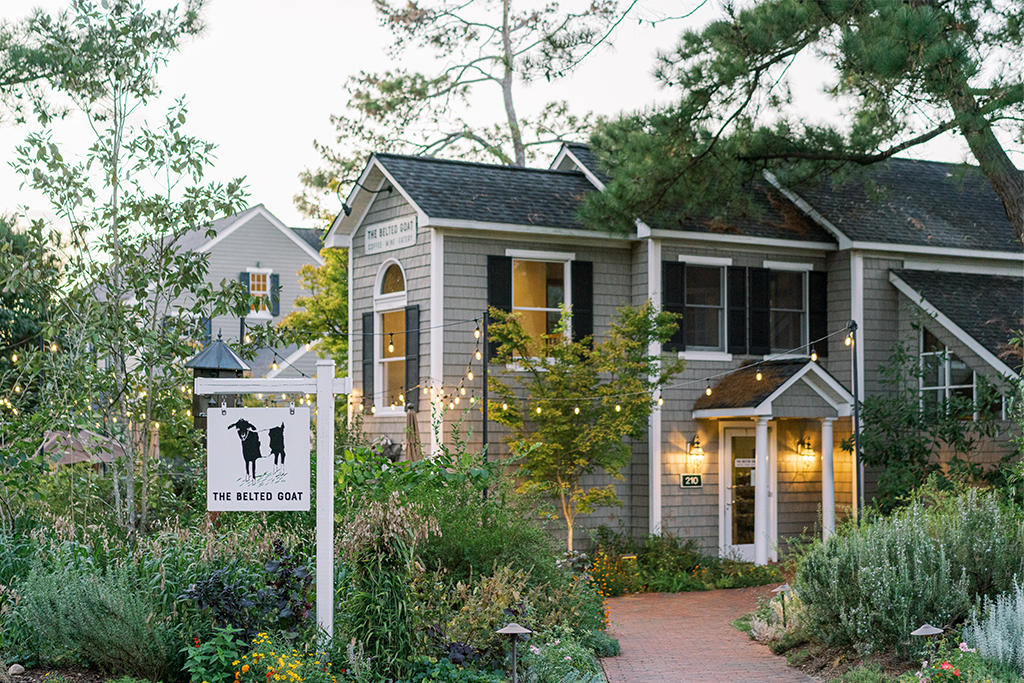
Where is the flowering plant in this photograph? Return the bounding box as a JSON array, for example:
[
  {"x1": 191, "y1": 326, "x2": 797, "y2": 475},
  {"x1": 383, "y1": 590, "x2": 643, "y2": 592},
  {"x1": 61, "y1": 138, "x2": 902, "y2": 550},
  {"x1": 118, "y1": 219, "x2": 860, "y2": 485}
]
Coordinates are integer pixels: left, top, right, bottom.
[
  {"x1": 234, "y1": 632, "x2": 337, "y2": 683},
  {"x1": 900, "y1": 639, "x2": 1014, "y2": 683}
]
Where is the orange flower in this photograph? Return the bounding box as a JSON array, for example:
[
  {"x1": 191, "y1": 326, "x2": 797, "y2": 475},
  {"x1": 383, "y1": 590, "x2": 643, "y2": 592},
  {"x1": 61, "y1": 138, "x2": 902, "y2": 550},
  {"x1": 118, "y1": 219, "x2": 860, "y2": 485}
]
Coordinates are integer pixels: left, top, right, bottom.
[{"x1": 242, "y1": 665, "x2": 250, "y2": 674}]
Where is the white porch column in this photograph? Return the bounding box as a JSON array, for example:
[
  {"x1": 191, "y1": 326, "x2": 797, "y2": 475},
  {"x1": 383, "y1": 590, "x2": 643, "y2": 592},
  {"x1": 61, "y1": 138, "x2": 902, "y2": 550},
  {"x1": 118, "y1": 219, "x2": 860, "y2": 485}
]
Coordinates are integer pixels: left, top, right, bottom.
[
  {"x1": 647, "y1": 238, "x2": 662, "y2": 535},
  {"x1": 820, "y1": 417, "x2": 836, "y2": 540},
  {"x1": 753, "y1": 416, "x2": 770, "y2": 566}
]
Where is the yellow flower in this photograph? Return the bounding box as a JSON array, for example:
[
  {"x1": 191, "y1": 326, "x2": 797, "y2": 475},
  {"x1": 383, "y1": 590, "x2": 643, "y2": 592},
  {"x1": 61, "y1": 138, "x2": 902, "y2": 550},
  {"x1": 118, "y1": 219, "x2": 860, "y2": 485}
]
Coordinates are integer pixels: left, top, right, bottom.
[{"x1": 233, "y1": 661, "x2": 241, "y2": 666}]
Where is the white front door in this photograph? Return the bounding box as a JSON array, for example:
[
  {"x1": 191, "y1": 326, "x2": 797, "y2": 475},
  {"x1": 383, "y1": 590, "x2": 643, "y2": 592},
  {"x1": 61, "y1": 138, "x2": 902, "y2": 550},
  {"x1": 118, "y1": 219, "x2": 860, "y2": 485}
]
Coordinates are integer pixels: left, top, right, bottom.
[{"x1": 721, "y1": 425, "x2": 777, "y2": 561}]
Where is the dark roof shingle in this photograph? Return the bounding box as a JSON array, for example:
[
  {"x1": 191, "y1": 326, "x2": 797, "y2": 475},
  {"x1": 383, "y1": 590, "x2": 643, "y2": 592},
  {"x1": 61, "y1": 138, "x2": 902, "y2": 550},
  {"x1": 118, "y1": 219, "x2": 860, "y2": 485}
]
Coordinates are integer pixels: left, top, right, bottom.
[
  {"x1": 892, "y1": 269, "x2": 1022, "y2": 372},
  {"x1": 374, "y1": 153, "x2": 599, "y2": 230},
  {"x1": 794, "y1": 159, "x2": 1021, "y2": 251},
  {"x1": 693, "y1": 360, "x2": 809, "y2": 410}
]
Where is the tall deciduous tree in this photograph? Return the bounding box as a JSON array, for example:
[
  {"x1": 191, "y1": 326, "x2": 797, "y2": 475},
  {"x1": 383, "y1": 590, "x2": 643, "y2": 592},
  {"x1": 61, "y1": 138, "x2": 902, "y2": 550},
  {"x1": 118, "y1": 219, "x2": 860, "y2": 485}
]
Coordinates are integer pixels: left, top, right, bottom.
[
  {"x1": 581, "y1": 0, "x2": 1024, "y2": 244},
  {"x1": 1, "y1": 0, "x2": 249, "y2": 538},
  {"x1": 487, "y1": 302, "x2": 681, "y2": 551},
  {"x1": 296, "y1": 0, "x2": 671, "y2": 220},
  {"x1": 278, "y1": 247, "x2": 349, "y2": 366}
]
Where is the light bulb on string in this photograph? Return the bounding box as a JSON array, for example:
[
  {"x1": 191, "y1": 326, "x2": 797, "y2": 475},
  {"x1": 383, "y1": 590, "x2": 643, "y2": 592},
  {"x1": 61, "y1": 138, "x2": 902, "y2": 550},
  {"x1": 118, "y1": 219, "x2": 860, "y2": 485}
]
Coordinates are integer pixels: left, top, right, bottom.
[
  {"x1": 845, "y1": 334, "x2": 852, "y2": 346},
  {"x1": 391, "y1": 401, "x2": 396, "y2": 408},
  {"x1": 810, "y1": 346, "x2": 818, "y2": 362},
  {"x1": 423, "y1": 387, "x2": 429, "y2": 395},
  {"x1": 399, "y1": 393, "x2": 404, "y2": 404},
  {"x1": 388, "y1": 334, "x2": 395, "y2": 354},
  {"x1": 449, "y1": 401, "x2": 455, "y2": 410},
  {"x1": 271, "y1": 360, "x2": 279, "y2": 370},
  {"x1": 474, "y1": 324, "x2": 481, "y2": 339},
  {"x1": 536, "y1": 406, "x2": 542, "y2": 414},
  {"x1": 281, "y1": 393, "x2": 287, "y2": 400},
  {"x1": 705, "y1": 382, "x2": 712, "y2": 396},
  {"x1": 467, "y1": 371, "x2": 474, "y2": 381},
  {"x1": 460, "y1": 387, "x2": 466, "y2": 395},
  {"x1": 475, "y1": 350, "x2": 482, "y2": 360},
  {"x1": 244, "y1": 334, "x2": 252, "y2": 343},
  {"x1": 454, "y1": 396, "x2": 460, "y2": 405},
  {"x1": 371, "y1": 405, "x2": 376, "y2": 414},
  {"x1": 574, "y1": 406, "x2": 580, "y2": 415},
  {"x1": 658, "y1": 397, "x2": 664, "y2": 406},
  {"x1": 358, "y1": 403, "x2": 364, "y2": 412},
  {"x1": 49, "y1": 342, "x2": 58, "y2": 352},
  {"x1": 756, "y1": 370, "x2": 763, "y2": 381},
  {"x1": 502, "y1": 403, "x2": 508, "y2": 410},
  {"x1": 257, "y1": 393, "x2": 263, "y2": 399},
  {"x1": 14, "y1": 385, "x2": 20, "y2": 393},
  {"x1": 615, "y1": 404, "x2": 621, "y2": 412},
  {"x1": 10, "y1": 353, "x2": 16, "y2": 363}
]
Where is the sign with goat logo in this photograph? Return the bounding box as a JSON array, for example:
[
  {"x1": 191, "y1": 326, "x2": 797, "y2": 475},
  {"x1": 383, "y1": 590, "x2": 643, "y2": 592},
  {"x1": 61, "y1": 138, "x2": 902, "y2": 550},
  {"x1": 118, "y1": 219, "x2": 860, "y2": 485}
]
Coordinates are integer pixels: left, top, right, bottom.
[{"x1": 207, "y1": 407, "x2": 310, "y2": 511}]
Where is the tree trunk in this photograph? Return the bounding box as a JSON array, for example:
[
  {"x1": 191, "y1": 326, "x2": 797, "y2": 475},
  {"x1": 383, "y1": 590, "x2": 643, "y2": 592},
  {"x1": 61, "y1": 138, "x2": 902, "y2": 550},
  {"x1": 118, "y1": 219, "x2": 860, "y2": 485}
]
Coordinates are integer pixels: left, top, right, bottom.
[
  {"x1": 951, "y1": 92, "x2": 1024, "y2": 248},
  {"x1": 561, "y1": 491, "x2": 574, "y2": 551},
  {"x1": 501, "y1": 0, "x2": 525, "y2": 167}
]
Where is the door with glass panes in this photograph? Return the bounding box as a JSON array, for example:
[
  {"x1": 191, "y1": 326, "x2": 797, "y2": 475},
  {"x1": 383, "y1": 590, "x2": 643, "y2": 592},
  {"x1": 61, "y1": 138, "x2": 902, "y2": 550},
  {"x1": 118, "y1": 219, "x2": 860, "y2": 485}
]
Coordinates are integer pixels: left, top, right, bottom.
[{"x1": 721, "y1": 426, "x2": 775, "y2": 561}]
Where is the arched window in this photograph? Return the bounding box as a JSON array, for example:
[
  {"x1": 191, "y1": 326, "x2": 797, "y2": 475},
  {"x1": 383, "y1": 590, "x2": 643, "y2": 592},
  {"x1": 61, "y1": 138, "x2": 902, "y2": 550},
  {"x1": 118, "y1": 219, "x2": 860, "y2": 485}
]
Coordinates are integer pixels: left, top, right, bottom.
[
  {"x1": 381, "y1": 263, "x2": 405, "y2": 294},
  {"x1": 373, "y1": 260, "x2": 409, "y2": 410}
]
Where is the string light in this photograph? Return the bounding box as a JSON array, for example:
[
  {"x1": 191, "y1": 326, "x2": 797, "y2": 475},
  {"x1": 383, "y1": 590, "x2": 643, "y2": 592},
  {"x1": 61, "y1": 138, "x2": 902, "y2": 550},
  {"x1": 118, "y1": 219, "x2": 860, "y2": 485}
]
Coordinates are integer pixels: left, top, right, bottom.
[
  {"x1": 139, "y1": 390, "x2": 146, "y2": 398},
  {"x1": 615, "y1": 404, "x2": 621, "y2": 412},
  {"x1": 371, "y1": 405, "x2": 376, "y2": 414},
  {"x1": 391, "y1": 401, "x2": 396, "y2": 408},
  {"x1": 658, "y1": 397, "x2": 664, "y2": 406},
  {"x1": 536, "y1": 406, "x2": 542, "y2": 414},
  {"x1": 474, "y1": 323, "x2": 481, "y2": 339},
  {"x1": 467, "y1": 371, "x2": 474, "y2": 381},
  {"x1": 502, "y1": 403, "x2": 508, "y2": 410},
  {"x1": 423, "y1": 387, "x2": 429, "y2": 395},
  {"x1": 388, "y1": 333, "x2": 395, "y2": 353},
  {"x1": 475, "y1": 350, "x2": 482, "y2": 360},
  {"x1": 454, "y1": 396, "x2": 460, "y2": 405},
  {"x1": 186, "y1": 410, "x2": 191, "y2": 417},
  {"x1": 10, "y1": 353, "x2": 16, "y2": 363},
  {"x1": 305, "y1": 343, "x2": 311, "y2": 351},
  {"x1": 845, "y1": 334, "x2": 852, "y2": 346},
  {"x1": 810, "y1": 346, "x2": 818, "y2": 362},
  {"x1": 13, "y1": 385, "x2": 20, "y2": 393},
  {"x1": 705, "y1": 382, "x2": 712, "y2": 396},
  {"x1": 399, "y1": 393, "x2": 404, "y2": 403},
  {"x1": 358, "y1": 403, "x2": 364, "y2": 412},
  {"x1": 257, "y1": 393, "x2": 263, "y2": 399},
  {"x1": 181, "y1": 385, "x2": 189, "y2": 393},
  {"x1": 460, "y1": 387, "x2": 466, "y2": 395},
  {"x1": 271, "y1": 360, "x2": 279, "y2": 370},
  {"x1": 281, "y1": 393, "x2": 287, "y2": 400},
  {"x1": 756, "y1": 370, "x2": 763, "y2": 381},
  {"x1": 244, "y1": 334, "x2": 252, "y2": 343},
  {"x1": 574, "y1": 406, "x2": 580, "y2": 415},
  {"x1": 49, "y1": 342, "x2": 58, "y2": 352},
  {"x1": 449, "y1": 401, "x2": 455, "y2": 410}
]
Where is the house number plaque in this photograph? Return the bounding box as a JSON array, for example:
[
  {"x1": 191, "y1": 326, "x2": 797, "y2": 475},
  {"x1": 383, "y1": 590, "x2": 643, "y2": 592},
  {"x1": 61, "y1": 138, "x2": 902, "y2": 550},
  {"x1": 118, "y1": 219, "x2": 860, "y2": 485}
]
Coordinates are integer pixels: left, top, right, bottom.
[{"x1": 680, "y1": 474, "x2": 703, "y2": 488}]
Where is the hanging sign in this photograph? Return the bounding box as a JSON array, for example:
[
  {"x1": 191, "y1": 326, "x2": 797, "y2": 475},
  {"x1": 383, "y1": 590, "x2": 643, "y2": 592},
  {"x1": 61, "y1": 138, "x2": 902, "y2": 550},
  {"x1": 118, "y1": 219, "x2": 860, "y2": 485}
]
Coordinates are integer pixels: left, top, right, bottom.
[
  {"x1": 365, "y1": 215, "x2": 417, "y2": 254},
  {"x1": 734, "y1": 458, "x2": 756, "y2": 468},
  {"x1": 207, "y1": 407, "x2": 311, "y2": 511}
]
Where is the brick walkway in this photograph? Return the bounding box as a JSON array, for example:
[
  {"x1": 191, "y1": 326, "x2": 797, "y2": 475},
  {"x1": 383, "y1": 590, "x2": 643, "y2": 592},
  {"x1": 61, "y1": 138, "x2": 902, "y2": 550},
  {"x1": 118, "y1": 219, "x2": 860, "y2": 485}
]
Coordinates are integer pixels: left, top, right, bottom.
[{"x1": 601, "y1": 586, "x2": 817, "y2": 683}]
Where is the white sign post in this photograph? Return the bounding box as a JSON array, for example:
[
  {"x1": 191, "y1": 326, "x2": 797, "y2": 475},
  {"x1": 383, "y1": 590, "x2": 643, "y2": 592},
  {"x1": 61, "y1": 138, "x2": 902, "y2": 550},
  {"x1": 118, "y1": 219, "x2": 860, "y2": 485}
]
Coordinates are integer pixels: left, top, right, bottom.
[{"x1": 194, "y1": 359, "x2": 348, "y2": 639}]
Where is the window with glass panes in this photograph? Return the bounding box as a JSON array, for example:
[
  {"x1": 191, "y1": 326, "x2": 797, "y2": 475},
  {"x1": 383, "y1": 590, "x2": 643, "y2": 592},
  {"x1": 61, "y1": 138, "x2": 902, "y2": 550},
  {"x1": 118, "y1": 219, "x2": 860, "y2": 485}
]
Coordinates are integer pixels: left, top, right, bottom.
[
  {"x1": 769, "y1": 271, "x2": 805, "y2": 352},
  {"x1": 920, "y1": 329, "x2": 974, "y2": 414},
  {"x1": 379, "y1": 264, "x2": 406, "y2": 407},
  {"x1": 249, "y1": 269, "x2": 271, "y2": 316},
  {"x1": 512, "y1": 260, "x2": 565, "y2": 354},
  {"x1": 685, "y1": 265, "x2": 725, "y2": 350}
]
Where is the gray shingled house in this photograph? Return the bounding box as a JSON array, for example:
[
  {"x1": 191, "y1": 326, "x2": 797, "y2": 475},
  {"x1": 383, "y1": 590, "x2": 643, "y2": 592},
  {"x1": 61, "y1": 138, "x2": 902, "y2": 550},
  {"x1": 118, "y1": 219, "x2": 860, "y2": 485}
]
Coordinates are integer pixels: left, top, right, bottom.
[
  {"x1": 324, "y1": 144, "x2": 1022, "y2": 564},
  {"x1": 175, "y1": 204, "x2": 325, "y2": 379}
]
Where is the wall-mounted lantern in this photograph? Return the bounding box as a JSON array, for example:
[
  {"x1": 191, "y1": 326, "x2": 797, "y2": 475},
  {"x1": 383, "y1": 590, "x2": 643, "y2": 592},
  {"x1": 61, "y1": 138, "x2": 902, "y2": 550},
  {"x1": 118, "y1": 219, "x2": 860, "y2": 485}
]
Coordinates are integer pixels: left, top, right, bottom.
[
  {"x1": 798, "y1": 439, "x2": 816, "y2": 468},
  {"x1": 688, "y1": 435, "x2": 705, "y2": 469}
]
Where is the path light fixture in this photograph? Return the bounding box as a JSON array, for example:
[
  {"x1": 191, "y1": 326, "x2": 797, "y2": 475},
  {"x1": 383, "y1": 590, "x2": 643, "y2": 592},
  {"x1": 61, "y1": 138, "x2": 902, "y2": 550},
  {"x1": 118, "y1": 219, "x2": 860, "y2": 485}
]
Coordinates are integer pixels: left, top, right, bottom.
[
  {"x1": 496, "y1": 622, "x2": 533, "y2": 683},
  {"x1": 772, "y1": 583, "x2": 793, "y2": 628},
  {"x1": 911, "y1": 623, "x2": 944, "y2": 658},
  {"x1": 184, "y1": 331, "x2": 249, "y2": 431}
]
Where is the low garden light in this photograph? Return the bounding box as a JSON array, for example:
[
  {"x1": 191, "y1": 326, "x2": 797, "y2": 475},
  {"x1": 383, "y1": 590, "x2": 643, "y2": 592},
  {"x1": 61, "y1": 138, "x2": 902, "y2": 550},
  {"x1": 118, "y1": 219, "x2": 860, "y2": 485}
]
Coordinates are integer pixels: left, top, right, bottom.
[
  {"x1": 772, "y1": 583, "x2": 793, "y2": 628},
  {"x1": 911, "y1": 623, "x2": 944, "y2": 657},
  {"x1": 496, "y1": 622, "x2": 533, "y2": 683}
]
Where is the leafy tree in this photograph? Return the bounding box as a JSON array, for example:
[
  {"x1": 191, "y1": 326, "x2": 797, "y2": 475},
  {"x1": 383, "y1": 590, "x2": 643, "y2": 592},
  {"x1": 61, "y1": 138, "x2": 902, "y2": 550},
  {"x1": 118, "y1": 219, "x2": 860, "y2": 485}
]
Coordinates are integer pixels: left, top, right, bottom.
[
  {"x1": 487, "y1": 302, "x2": 681, "y2": 551},
  {"x1": 845, "y1": 340, "x2": 1006, "y2": 513},
  {"x1": 278, "y1": 247, "x2": 348, "y2": 366},
  {"x1": 296, "y1": 0, "x2": 677, "y2": 220},
  {"x1": 0, "y1": 0, "x2": 201, "y2": 124},
  {"x1": 1, "y1": 0, "x2": 250, "y2": 538},
  {"x1": 582, "y1": 0, "x2": 1024, "y2": 244}
]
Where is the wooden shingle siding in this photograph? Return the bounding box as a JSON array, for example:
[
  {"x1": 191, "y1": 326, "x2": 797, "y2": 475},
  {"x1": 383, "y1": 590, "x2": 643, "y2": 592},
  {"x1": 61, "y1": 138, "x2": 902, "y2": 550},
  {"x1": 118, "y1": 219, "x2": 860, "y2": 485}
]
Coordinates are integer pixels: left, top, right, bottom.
[
  {"x1": 776, "y1": 420, "x2": 824, "y2": 551},
  {"x1": 824, "y1": 252, "x2": 852, "y2": 386},
  {"x1": 861, "y1": 256, "x2": 903, "y2": 395},
  {"x1": 771, "y1": 382, "x2": 839, "y2": 418},
  {"x1": 351, "y1": 192, "x2": 431, "y2": 446}
]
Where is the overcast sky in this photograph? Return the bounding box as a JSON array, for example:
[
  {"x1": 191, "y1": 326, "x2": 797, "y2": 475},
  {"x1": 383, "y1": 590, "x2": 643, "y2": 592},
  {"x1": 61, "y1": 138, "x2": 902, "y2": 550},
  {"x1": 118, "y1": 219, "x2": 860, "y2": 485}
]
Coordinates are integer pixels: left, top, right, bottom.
[{"x1": 0, "y1": 0, "x2": 991, "y2": 231}]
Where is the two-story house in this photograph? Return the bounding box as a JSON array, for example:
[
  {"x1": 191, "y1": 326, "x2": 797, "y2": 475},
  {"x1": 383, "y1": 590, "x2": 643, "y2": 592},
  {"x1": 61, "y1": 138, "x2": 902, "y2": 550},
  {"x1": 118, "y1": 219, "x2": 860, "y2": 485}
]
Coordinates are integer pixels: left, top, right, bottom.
[
  {"x1": 178, "y1": 204, "x2": 325, "y2": 379},
  {"x1": 324, "y1": 144, "x2": 1022, "y2": 563}
]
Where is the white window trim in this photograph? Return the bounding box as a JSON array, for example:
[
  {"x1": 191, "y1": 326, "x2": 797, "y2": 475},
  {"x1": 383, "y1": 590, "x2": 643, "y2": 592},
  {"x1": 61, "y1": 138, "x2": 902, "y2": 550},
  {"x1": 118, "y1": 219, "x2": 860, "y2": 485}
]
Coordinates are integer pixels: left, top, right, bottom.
[
  {"x1": 246, "y1": 267, "x2": 273, "y2": 319},
  {"x1": 376, "y1": 309, "x2": 408, "y2": 414},
  {"x1": 506, "y1": 248, "x2": 575, "y2": 261},
  {"x1": 919, "y1": 329, "x2": 979, "y2": 419},
  {"x1": 677, "y1": 254, "x2": 733, "y2": 267},
  {"x1": 374, "y1": 259, "x2": 408, "y2": 310},
  {"x1": 763, "y1": 260, "x2": 814, "y2": 272},
  {"x1": 680, "y1": 351, "x2": 733, "y2": 362}
]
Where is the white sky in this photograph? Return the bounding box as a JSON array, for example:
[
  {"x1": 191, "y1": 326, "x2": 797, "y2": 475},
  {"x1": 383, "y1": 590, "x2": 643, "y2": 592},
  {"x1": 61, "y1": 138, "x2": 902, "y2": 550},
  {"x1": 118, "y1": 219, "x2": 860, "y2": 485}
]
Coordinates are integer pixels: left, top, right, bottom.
[{"x1": 0, "y1": 0, "x2": 990, "y2": 231}]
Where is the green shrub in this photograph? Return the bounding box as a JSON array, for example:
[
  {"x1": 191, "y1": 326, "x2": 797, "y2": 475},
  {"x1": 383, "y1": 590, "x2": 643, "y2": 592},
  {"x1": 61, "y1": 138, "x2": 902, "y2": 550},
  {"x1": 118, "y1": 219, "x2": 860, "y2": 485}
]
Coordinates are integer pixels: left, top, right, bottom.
[
  {"x1": 964, "y1": 581, "x2": 1024, "y2": 674},
  {"x1": 522, "y1": 629, "x2": 602, "y2": 683},
  {"x1": 796, "y1": 488, "x2": 1024, "y2": 654},
  {"x1": 181, "y1": 625, "x2": 245, "y2": 683},
  {"x1": 400, "y1": 657, "x2": 506, "y2": 683},
  {"x1": 19, "y1": 561, "x2": 180, "y2": 680}
]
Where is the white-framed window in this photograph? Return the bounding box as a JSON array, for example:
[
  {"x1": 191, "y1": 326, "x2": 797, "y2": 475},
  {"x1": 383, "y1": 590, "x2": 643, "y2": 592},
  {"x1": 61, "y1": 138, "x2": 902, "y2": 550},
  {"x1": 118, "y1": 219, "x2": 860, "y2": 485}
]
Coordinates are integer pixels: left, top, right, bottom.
[
  {"x1": 920, "y1": 328, "x2": 975, "y2": 416},
  {"x1": 247, "y1": 267, "x2": 273, "y2": 319},
  {"x1": 769, "y1": 270, "x2": 807, "y2": 353},
  {"x1": 375, "y1": 261, "x2": 407, "y2": 410},
  {"x1": 684, "y1": 264, "x2": 726, "y2": 351},
  {"x1": 508, "y1": 250, "x2": 571, "y2": 355}
]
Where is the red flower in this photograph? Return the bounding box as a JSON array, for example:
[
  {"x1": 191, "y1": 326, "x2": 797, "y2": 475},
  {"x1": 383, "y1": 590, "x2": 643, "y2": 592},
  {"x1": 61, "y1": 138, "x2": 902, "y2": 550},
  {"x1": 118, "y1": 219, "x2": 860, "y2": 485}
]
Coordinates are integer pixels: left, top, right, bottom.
[
  {"x1": 941, "y1": 662, "x2": 952, "y2": 670},
  {"x1": 193, "y1": 638, "x2": 200, "y2": 647}
]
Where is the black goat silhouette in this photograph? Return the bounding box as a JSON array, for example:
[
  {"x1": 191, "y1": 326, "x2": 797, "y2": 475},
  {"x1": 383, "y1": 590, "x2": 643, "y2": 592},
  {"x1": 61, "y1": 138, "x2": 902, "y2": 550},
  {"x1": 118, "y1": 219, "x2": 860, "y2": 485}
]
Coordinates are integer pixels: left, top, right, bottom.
[
  {"x1": 268, "y1": 423, "x2": 286, "y2": 467},
  {"x1": 227, "y1": 418, "x2": 262, "y2": 480}
]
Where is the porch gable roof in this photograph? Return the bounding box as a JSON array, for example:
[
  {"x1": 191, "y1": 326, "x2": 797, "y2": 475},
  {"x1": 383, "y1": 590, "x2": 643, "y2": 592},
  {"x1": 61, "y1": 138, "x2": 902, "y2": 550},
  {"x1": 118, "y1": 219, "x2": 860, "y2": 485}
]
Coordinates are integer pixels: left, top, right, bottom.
[{"x1": 692, "y1": 359, "x2": 853, "y2": 419}]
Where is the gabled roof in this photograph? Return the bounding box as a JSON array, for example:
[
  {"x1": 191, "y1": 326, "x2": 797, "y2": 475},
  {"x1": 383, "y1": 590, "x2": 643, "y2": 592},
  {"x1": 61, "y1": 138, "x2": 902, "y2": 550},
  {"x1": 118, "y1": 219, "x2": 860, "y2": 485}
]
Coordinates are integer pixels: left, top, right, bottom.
[
  {"x1": 788, "y1": 159, "x2": 1022, "y2": 252},
  {"x1": 373, "y1": 153, "x2": 599, "y2": 230},
  {"x1": 890, "y1": 269, "x2": 1022, "y2": 377},
  {"x1": 290, "y1": 227, "x2": 323, "y2": 254},
  {"x1": 692, "y1": 359, "x2": 853, "y2": 418},
  {"x1": 552, "y1": 142, "x2": 611, "y2": 187},
  {"x1": 173, "y1": 204, "x2": 324, "y2": 264}
]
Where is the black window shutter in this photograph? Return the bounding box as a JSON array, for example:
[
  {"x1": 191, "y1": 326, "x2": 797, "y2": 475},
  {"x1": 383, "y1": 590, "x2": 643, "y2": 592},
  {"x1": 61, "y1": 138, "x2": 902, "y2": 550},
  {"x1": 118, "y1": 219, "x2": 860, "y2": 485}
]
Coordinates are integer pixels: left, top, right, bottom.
[
  {"x1": 487, "y1": 255, "x2": 513, "y2": 313},
  {"x1": 405, "y1": 304, "x2": 420, "y2": 406},
  {"x1": 239, "y1": 271, "x2": 250, "y2": 289},
  {"x1": 362, "y1": 312, "x2": 375, "y2": 408},
  {"x1": 571, "y1": 260, "x2": 594, "y2": 345},
  {"x1": 749, "y1": 267, "x2": 771, "y2": 355},
  {"x1": 727, "y1": 266, "x2": 748, "y2": 355},
  {"x1": 662, "y1": 261, "x2": 686, "y2": 352},
  {"x1": 487, "y1": 255, "x2": 512, "y2": 360},
  {"x1": 239, "y1": 272, "x2": 250, "y2": 335},
  {"x1": 270, "y1": 273, "x2": 280, "y2": 316},
  {"x1": 202, "y1": 317, "x2": 212, "y2": 346},
  {"x1": 809, "y1": 270, "x2": 828, "y2": 357}
]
